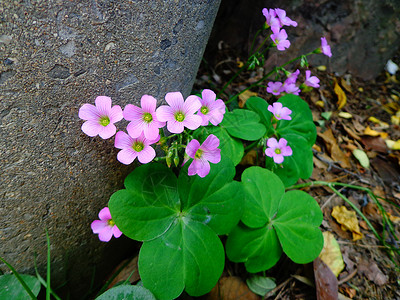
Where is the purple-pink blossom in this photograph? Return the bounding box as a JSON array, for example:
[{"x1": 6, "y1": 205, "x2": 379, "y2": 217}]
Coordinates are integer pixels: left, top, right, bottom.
[
  {"x1": 79, "y1": 96, "x2": 123, "y2": 139},
  {"x1": 184, "y1": 134, "x2": 221, "y2": 178},
  {"x1": 270, "y1": 29, "x2": 290, "y2": 51},
  {"x1": 262, "y1": 8, "x2": 280, "y2": 32},
  {"x1": 91, "y1": 207, "x2": 122, "y2": 242},
  {"x1": 267, "y1": 81, "x2": 284, "y2": 96},
  {"x1": 265, "y1": 137, "x2": 293, "y2": 164},
  {"x1": 123, "y1": 95, "x2": 166, "y2": 141},
  {"x1": 114, "y1": 131, "x2": 159, "y2": 165},
  {"x1": 304, "y1": 70, "x2": 320, "y2": 88},
  {"x1": 275, "y1": 8, "x2": 297, "y2": 27},
  {"x1": 283, "y1": 82, "x2": 300, "y2": 95},
  {"x1": 197, "y1": 89, "x2": 226, "y2": 126},
  {"x1": 285, "y1": 69, "x2": 300, "y2": 85},
  {"x1": 321, "y1": 37, "x2": 332, "y2": 57},
  {"x1": 268, "y1": 102, "x2": 292, "y2": 120},
  {"x1": 156, "y1": 92, "x2": 202, "y2": 134}
]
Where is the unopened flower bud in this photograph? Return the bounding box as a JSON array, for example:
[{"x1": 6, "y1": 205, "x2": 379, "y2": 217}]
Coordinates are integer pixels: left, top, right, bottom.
[{"x1": 173, "y1": 156, "x2": 179, "y2": 167}]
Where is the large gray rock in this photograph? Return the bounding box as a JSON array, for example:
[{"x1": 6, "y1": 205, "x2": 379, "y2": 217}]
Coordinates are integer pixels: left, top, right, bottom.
[
  {"x1": 0, "y1": 0, "x2": 220, "y2": 297},
  {"x1": 208, "y1": 0, "x2": 400, "y2": 80}
]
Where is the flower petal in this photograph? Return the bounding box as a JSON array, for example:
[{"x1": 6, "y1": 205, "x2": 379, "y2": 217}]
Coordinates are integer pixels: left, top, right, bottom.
[
  {"x1": 114, "y1": 131, "x2": 133, "y2": 149},
  {"x1": 278, "y1": 138, "x2": 288, "y2": 148},
  {"x1": 196, "y1": 158, "x2": 211, "y2": 178},
  {"x1": 281, "y1": 145, "x2": 293, "y2": 156},
  {"x1": 203, "y1": 148, "x2": 221, "y2": 164},
  {"x1": 186, "y1": 139, "x2": 201, "y2": 159},
  {"x1": 81, "y1": 120, "x2": 101, "y2": 137},
  {"x1": 137, "y1": 146, "x2": 156, "y2": 164},
  {"x1": 201, "y1": 134, "x2": 220, "y2": 150},
  {"x1": 265, "y1": 148, "x2": 275, "y2": 158},
  {"x1": 183, "y1": 95, "x2": 201, "y2": 115},
  {"x1": 156, "y1": 105, "x2": 174, "y2": 122},
  {"x1": 109, "y1": 105, "x2": 123, "y2": 123},
  {"x1": 91, "y1": 220, "x2": 107, "y2": 233},
  {"x1": 273, "y1": 154, "x2": 284, "y2": 164},
  {"x1": 201, "y1": 89, "x2": 216, "y2": 106},
  {"x1": 123, "y1": 104, "x2": 143, "y2": 121},
  {"x1": 127, "y1": 120, "x2": 145, "y2": 138},
  {"x1": 98, "y1": 227, "x2": 113, "y2": 242},
  {"x1": 98, "y1": 124, "x2": 117, "y2": 139},
  {"x1": 182, "y1": 114, "x2": 202, "y2": 130},
  {"x1": 167, "y1": 119, "x2": 185, "y2": 133},
  {"x1": 95, "y1": 96, "x2": 112, "y2": 116},
  {"x1": 143, "y1": 123, "x2": 161, "y2": 140},
  {"x1": 79, "y1": 104, "x2": 99, "y2": 120},
  {"x1": 99, "y1": 207, "x2": 112, "y2": 220},
  {"x1": 141, "y1": 95, "x2": 157, "y2": 112},
  {"x1": 267, "y1": 137, "x2": 279, "y2": 148},
  {"x1": 117, "y1": 148, "x2": 137, "y2": 165},
  {"x1": 113, "y1": 225, "x2": 123, "y2": 238},
  {"x1": 165, "y1": 92, "x2": 184, "y2": 111}
]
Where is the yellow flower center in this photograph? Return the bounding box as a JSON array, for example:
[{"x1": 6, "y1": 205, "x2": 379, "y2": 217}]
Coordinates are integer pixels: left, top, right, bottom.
[
  {"x1": 175, "y1": 112, "x2": 185, "y2": 122},
  {"x1": 195, "y1": 149, "x2": 203, "y2": 159},
  {"x1": 99, "y1": 116, "x2": 110, "y2": 127},
  {"x1": 201, "y1": 106, "x2": 209, "y2": 115},
  {"x1": 275, "y1": 148, "x2": 281, "y2": 154},
  {"x1": 133, "y1": 141, "x2": 144, "y2": 152},
  {"x1": 143, "y1": 112, "x2": 153, "y2": 123},
  {"x1": 107, "y1": 219, "x2": 115, "y2": 226}
]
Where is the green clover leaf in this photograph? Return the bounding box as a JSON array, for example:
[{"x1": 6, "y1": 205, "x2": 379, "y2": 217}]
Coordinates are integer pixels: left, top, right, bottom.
[{"x1": 226, "y1": 167, "x2": 323, "y2": 273}]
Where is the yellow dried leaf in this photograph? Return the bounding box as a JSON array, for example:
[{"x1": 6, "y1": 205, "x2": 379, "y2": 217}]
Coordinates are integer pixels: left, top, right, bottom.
[
  {"x1": 387, "y1": 213, "x2": 400, "y2": 224},
  {"x1": 368, "y1": 116, "x2": 381, "y2": 124},
  {"x1": 317, "y1": 65, "x2": 327, "y2": 71},
  {"x1": 315, "y1": 100, "x2": 325, "y2": 108},
  {"x1": 331, "y1": 206, "x2": 363, "y2": 241},
  {"x1": 238, "y1": 90, "x2": 257, "y2": 108},
  {"x1": 385, "y1": 139, "x2": 400, "y2": 150},
  {"x1": 358, "y1": 87, "x2": 364, "y2": 92},
  {"x1": 319, "y1": 232, "x2": 345, "y2": 277},
  {"x1": 363, "y1": 126, "x2": 388, "y2": 138},
  {"x1": 391, "y1": 115, "x2": 400, "y2": 125},
  {"x1": 239, "y1": 149, "x2": 257, "y2": 165},
  {"x1": 338, "y1": 112, "x2": 352, "y2": 119},
  {"x1": 334, "y1": 80, "x2": 347, "y2": 110}
]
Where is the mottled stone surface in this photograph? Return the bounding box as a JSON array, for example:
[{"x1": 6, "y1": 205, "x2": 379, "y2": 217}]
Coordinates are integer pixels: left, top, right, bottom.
[
  {"x1": 0, "y1": 0, "x2": 220, "y2": 297},
  {"x1": 208, "y1": 0, "x2": 400, "y2": 80}
]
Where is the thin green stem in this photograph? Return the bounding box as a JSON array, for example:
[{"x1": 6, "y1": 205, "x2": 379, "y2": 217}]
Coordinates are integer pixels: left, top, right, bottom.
[
  {"x1": 229, "y1": 51, "x2": 316, "y2": 104},
  {"x1": 249, "y1": 27, "x2": 264, "y2": 55}
]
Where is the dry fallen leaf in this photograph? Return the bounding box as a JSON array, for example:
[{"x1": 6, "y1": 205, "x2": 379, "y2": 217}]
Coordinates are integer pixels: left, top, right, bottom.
[
  {"x1": 331, "y1": 206, "x2": 363, "y2": 241},
  {"x1": 319, "y1": 232, "x2": 345, "y2": 277},
  {"x1": 318, "y1": 128, "x2": 351, "y2": 168},
  {"x1": 363, "y1": 126, "x2": 388, "y2": 139},
  {"x1": 314, "y1": 257, "x2": 339, "y2": 300},
  {"x1": 334, "y1": 80, "x2": 347, "y2": 110},
  {"x1": 338, "y1": 112, "x2": 352, "y2": 119},
  {"x1": 240, "y1": 149, "x2": 257, "y2": 166},
  {"x1": 238, "y1": 90, "x2": 257, "y2": 108},
  {"x1": 385, "y1": 139, "x2": 400, "y2": 150},
  {"x1": 357, "y1": 259, "x2": 388, "y2": 286},
  {"x1": 205, "y1": 276, "x2": 260, "y2": 300}
]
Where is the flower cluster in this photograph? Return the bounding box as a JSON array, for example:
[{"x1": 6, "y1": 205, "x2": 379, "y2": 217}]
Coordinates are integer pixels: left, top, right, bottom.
[
  {"x1": 262, "y1": 8, "x2": 297, "y2": 51},
  {"x1": 265, "y1": 103, "x2": 293, "y2": 164},
  {"x1": 266, "y1": 68, "x2": 321, "y2": 97},
  {"x1": 79, "y1": 89, "x2": 225, "y2": 173}
]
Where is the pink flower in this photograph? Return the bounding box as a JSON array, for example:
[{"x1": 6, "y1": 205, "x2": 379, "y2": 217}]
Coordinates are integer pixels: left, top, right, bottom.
[
  {"x1": 265, "y1": 137, "x2": 293, "y2": 164},
  {"x1": 270, "y1": 29, "x2": 290, "y2": 51},
  {"x1": 283, "y1": 82, "x2": 300, "y2": 95},
  {"x1": 274, "y1": 8, "x2": 297, "y2": 27},
  {"x1": 304, "y1": 70, "x2": 320, "y2": 88},
  {"x1": 184, "y1": 134, "x2": 221, "y2": 178},
  {"x1": 285, "y1": 69, "x2": 300, "y2": 85},
  {"x1": 262, "y1": 8, "x2": 280, "y2": 32},
  {"x1": 156, "y1": 92, "x2": 202, "y2": 134},
  {"x1": 197, "y1": 89, "x2": 226, "y2": 126},
  {"x1": 321, "y1": 37, "x2": 332, "y2": 57},
  {"x1": 91, "y1": 207, "x2": 123, "y2": 242},
  {"x1": 266, "y1": 81, "x2": 284, "y2": 96},
  {"x1": 268, "y1": 102, "x2": 292, "y2": 120},
  {"x1": 123, "y1": 95, "x2": 166, "y2": 141},
  {"x1": 79, "y1": 96, "x2": 123, "y2": 139},
  {"x1": 114, "y1": 131, "x2": 159, "y2": 165}
]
